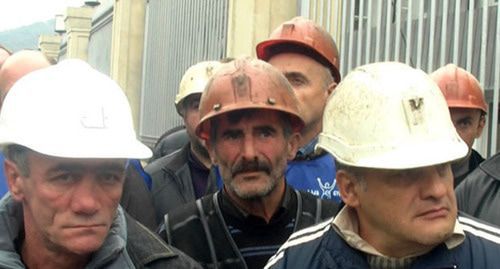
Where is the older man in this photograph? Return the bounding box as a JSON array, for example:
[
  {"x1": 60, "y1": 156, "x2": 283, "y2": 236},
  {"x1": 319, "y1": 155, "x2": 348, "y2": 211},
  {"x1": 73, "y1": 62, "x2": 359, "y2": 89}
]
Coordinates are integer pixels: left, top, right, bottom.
[
  {"x1": 257, "y1": 17, "x2": 341, "y2": 202},
  {"x1": 160, "y1": 58, "x2": 338, "y2": 269},
  {"x1": 0, "y1": 59, "x2": 200, "y2": 268},
  {"x1": 265, "y1": 62, "x2": 500, "y2": 269}
]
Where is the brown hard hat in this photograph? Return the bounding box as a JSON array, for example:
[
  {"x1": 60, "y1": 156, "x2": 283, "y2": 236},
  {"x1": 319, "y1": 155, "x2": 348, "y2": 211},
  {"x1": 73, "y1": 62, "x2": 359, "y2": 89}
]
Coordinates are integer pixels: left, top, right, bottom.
[
  {"x1": 256, "y1": 16, "x2": 341, "y2": 83},
  {"x1": 430, "y1": 64, "x2": 487, "y2": 113},
  {"x1": 195, "y1": 57, "x2": 305, "y2": 140}
]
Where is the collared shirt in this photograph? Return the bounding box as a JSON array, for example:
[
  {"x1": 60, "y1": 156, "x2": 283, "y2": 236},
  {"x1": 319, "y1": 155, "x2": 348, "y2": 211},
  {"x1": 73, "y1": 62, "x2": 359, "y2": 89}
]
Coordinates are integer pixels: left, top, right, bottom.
[
  {"x1": 332, "y1": 206, "x2": 465, "y2": 269},
  {"x1": 295, "y1": 136, "x2": 319, "y2": 160},
  {"x1": 219, "y1": 185, "x2": 296, "y2": 269}
]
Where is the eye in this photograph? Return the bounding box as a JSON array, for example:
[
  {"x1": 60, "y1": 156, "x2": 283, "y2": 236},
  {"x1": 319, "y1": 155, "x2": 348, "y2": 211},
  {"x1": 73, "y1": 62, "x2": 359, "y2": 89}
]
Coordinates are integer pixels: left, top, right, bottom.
[
  {"x1": 98, "y1": 172, "x2": 124, "y2": 185},
  {"x1": 50, "y1": 173, "x2": 78, "y2": 185},
  {"x1": 222, "y1": 130, "x2": 242, "y2": 140},
  {"x1": 257, "y1": 127, "x2": 275, "y2": 138},
  {"x1": 285, "y1": 73, "x2": 308, "y2": 88},
  {"x1": 455, "y1": 118, "x2": 472, "y2": 129},
  {"x1": 188, "y1": 100, "x2": 200, "y2": 110}
]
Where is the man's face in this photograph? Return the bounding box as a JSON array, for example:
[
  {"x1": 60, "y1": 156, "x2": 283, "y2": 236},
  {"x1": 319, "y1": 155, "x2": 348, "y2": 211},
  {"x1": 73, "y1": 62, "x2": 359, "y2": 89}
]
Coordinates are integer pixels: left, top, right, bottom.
[
  {"x1": 338, "y1": 163, "x2": 457, "y2": 257},
  {"x1": 449, "y1": 107, "x2": 485, "y2": 149},
  {"x1": 207, "y1": 110, "x2": 299, "y2": 200},
  {"x1": 7, "y1": 151, "x2": 126, "y2": 256},
  {"x1": 182, "y1": 94, "x2": 209, "y2": 158},
  {"x1": 268, "y1": 53, "x2": 334, "y2": 137}
]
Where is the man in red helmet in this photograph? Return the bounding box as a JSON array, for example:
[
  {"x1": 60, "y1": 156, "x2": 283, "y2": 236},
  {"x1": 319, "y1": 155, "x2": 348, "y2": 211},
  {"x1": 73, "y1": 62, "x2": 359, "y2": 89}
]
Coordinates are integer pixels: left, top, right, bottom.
[
  {"x1": 256, "y1": 17, "x2": 341, "y2": 202},
  {"x1": 159, "y1": 58, "x2": 338, "y2": 269},
  {"x1": 430, "y1": 64, "x2": 487, "y2": 187}
]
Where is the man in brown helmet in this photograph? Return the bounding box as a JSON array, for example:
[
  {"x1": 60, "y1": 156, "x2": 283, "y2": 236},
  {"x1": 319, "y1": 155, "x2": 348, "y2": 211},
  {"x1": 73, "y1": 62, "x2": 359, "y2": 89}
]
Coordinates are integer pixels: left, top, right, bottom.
[
  {"x1": 159, "y1": 58, "x2": 338, "y2": 269},
  {"x1": 430, "y1": 64, "x2": 487, "y2": 187},
  {"x1": 256, "y1": 17, "x2": 341, "y2": 202}
]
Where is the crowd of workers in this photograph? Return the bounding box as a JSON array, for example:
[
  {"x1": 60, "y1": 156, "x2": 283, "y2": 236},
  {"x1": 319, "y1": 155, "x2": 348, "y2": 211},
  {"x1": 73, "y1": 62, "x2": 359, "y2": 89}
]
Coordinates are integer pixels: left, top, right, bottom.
[{"x1": 0, "y1": 16, "x2": 500, "y2": 269}]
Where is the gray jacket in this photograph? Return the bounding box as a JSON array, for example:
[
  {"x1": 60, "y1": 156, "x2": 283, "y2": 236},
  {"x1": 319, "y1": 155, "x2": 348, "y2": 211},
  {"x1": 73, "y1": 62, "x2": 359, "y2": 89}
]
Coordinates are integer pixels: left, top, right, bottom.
[
  {"x1": 147, "y1": 143, "x2": 218, "y2": 225},
  {"x1": 0, "y1": 194, "x2": 201, "y2": 268},
  {"x1": 456, "y1": 152, "x2": 500, "y2": 226}
]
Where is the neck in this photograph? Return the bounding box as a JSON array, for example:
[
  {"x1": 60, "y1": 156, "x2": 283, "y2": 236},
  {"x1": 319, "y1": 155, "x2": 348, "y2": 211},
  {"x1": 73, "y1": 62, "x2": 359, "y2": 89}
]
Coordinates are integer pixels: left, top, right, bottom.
[
  {"x1": 451, "y1": 150, "x2": 472, "y2": 177},
  {"x1": 225, "y1": 181, "x2": 286, "y2": 223},
  {"x1": 190, "y1": 144, "x2": 212, "y2": 169},
  {"x1": 299, "y1": 122, "x2": 321, "y2": 149}
]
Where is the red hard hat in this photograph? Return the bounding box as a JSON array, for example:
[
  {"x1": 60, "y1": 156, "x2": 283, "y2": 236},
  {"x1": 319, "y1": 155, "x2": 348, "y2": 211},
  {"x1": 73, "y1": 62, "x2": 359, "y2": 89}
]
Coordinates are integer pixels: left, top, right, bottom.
[
  {"x1": 195, "y1": 58, "x2": 305, "y2": 140},
  {"x1": 256, "y1": 16, "x2": 341, "y2": 83},
  {"x1": 430, "y1": 64, "x2": 487, "y2": 113}
]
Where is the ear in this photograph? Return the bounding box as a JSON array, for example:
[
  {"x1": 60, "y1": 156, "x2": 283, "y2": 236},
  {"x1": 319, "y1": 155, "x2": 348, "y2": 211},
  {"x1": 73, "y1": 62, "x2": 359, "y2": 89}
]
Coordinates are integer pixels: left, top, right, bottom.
[
  {"x1": 336, "y1": 169, "x2": 361, "y2": 207},
  {"x1": 4, "y1": 159, "x2": 25, "y2": 201},
  {"x1": 204, "y1": 138, "x2": 218, "y2": 165},
  {"x1": 286, "y1": 133, "x2": 301, "y2": 161},
  {"x1": 326, "y1": 82, "x2": 337, "y2": 96},
  {"x1": 475, "y1": 114, "x2": 486, "y2": 138}
]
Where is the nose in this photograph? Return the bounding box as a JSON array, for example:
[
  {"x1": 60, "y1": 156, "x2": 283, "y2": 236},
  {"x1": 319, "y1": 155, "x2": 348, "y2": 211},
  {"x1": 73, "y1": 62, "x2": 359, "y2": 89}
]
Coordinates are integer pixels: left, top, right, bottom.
[
  {"x1": 419, "y1": 165, "x2": 450, "y2": 200},
  {"x1": 241, "y1": 135, "x2": 257, "y2": 161},
  {"x1": 71, "y1": 177, "x2": 100, "y2": 215}
]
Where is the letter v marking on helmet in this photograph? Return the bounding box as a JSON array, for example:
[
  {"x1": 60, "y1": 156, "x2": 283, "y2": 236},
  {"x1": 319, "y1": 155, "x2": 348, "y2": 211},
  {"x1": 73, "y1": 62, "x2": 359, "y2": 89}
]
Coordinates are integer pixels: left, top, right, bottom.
[{"x1": 402, "y1": 96, "x2": 426, "y2": 133}]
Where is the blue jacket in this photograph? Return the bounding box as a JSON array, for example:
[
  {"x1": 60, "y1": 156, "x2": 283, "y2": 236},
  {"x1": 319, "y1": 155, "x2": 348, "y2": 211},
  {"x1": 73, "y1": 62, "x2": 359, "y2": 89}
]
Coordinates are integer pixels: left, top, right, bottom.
[
  {"x1": 0, "y1": 154, "x2": 8, "y2": 198},
  {"x1": 286, "y1": 153, "x2": 340, "y2": 203},
  {"x1": 265, "y1": 214, "x2": 500, "y2": 269}
]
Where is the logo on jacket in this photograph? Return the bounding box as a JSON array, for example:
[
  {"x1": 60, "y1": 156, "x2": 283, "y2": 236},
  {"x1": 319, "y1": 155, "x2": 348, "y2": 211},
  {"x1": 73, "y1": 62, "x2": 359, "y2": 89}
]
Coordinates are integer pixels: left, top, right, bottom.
[{"x1": 317, "y1": 177, "x2": 337, "y2": 200}]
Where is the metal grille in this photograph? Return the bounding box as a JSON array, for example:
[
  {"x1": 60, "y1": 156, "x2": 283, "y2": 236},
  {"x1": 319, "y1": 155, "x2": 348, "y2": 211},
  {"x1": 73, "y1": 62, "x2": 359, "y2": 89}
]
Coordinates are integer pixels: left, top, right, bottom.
[
  {"x1": 140, "y1": 0, "x2": 229, "y2": 146},
  {"x1": 302, "y1": 0, "x2": 500, "y2": 157}
]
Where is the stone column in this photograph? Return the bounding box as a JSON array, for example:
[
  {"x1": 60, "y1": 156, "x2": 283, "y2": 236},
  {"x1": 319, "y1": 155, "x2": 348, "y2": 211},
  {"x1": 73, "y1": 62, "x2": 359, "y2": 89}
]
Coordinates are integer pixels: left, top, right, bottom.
[
  {"x1": 109, "y1": 0, "x2": 146, "y2": 133},
  {"x1": 226, "y1": 0, "x2": 297, "y2": 58},
  {"x1": 38, "y1": 35, "x2": 62, "y2": 62},
  {"x1": 64, "y1": 7, "x2": 93, "y2": 60}
]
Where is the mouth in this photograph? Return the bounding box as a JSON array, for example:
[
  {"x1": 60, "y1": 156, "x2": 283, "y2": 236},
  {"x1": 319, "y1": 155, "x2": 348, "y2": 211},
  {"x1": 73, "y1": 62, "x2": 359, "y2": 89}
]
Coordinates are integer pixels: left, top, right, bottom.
[
  {"x1": 417, "y1": 207, "x2": 450, "y2": 220},
  {"x1": 64, "y1": 224, "x2": 107, "y2": 230},
  {"x1": 234, "y1": 170, "x2": 264, "y2": 179}
]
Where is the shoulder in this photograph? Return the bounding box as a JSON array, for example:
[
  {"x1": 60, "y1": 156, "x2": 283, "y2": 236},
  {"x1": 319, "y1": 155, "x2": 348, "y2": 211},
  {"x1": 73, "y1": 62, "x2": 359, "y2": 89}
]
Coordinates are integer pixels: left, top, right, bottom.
[
  {"x1": 478, "y1": 152, "x2": 500, "y2": 179},
  {"x1": 146, "y1": 144, "x2": 189, "y2": 176},
  {"x1": 458, "y1": 213, "x2": 500, "y2": 243},
  {"x1": 162, "y1": 194, "x2": 215, "y2": 236},
  {"x1": 125, "y1": 214, "x2": 202, "y2": 268},
  {"x1": 265, "y1": 218, "x2": 334, "y2": 269},
  {"x1": 297, "y1": 190, "x2": 339, "y2": 218},
  {"x1": 452, "y1": 214, "x2": 500, "y2": 266}
]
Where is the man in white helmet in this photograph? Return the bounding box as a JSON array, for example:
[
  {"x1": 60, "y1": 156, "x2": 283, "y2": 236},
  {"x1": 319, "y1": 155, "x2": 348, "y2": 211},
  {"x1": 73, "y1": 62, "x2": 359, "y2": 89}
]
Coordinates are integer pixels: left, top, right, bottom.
[
  {"x1": 265, "y1": 62, "x2": 500, "y2": 269},
  {"x1": 0, "y1": 59, "x2": 201, "y2": 268},
  {"x1": 144, "y1": 61, "x2": 224, "y2": 224}
]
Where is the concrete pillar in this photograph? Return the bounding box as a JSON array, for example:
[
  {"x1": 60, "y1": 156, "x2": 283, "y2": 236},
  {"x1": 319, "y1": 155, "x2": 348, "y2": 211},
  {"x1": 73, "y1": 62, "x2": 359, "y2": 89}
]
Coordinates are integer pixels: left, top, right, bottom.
[
  {"x1": 64, "y1": 7, "x2": 93, "y2": 60},
  {"x1": 226, "y1": 0, "x2": 297, "y2": 58},
  {"x1": 110, "y1": 0, "x2": 146, "y2": 132},
  {"x1": 38, "y1": 35, "x2": 62, "y2": 62}
]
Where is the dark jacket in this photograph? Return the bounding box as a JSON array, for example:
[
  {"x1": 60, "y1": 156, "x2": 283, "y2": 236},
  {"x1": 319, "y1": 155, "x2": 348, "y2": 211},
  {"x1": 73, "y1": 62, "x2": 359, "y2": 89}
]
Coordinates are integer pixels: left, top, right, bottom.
[
  {"x1": 147, "y1": 143, "x2": 218, "y2": 224},
  {"x1": 265, "y1": 213, "x2": 500, "y2": 269},
  {"x1": 456, "y1": 151, "x2": 500, "y2": 226},
  {"x1": 120, "y1": 161, "x2": 157, "y2": 230},
  {"x1": 160, "y1": 189, "x2": 339, "y2": 269},
  {"x1": 0, "y1": 194, "x2": 201, "y2": 269},
  {"x1": 453, "y1": 149, "x2": 485, "y2": 188}
]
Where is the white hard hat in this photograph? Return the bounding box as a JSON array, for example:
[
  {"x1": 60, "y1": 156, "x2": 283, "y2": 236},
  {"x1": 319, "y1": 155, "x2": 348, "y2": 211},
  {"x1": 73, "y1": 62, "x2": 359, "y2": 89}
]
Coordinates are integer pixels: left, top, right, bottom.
[
  {"x1": 317, "y1": 62, "x2": 468, "y2": 169},
  {"x1": 0, "y1": 59, "x2": 152, "y2": 159},
  {"x1": 175, "y1": 61, "x2": 222, "y2": 114}
]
